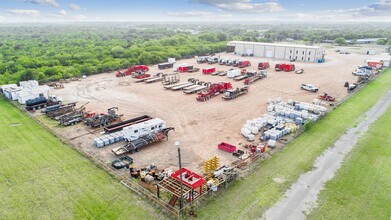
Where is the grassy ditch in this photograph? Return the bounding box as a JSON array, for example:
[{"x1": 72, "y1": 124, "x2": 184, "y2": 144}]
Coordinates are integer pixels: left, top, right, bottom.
[
  {"x1": 197, "y1": 69, "x2": 391, "y2": 220},
  {"x1": 308, "y1": 105, "x2": 391, "y2": 219},
  {"x1": 0, "y1": 97, "x2": 159, "y2": 219}
]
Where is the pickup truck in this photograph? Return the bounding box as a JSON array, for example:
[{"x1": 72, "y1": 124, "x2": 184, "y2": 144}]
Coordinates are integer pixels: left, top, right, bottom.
[{"x1": 300, "y1": 83, "x2": 319, "y2": 92}]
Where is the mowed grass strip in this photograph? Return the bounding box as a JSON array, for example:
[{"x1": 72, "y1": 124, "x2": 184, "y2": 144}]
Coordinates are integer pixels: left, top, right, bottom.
[
  {"x1": 0, "y1": 98, "x2": 159, "y2": 219},
  {"x1": 197, "y1": 69, "x2": 391, "y2": 220},
  {"x1": 308, "y1": 105, "x2": 391, "y2": 219}
]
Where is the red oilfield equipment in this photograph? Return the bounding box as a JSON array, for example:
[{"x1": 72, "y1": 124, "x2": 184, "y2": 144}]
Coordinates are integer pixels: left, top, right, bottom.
[
  {"x1": 116, "y1": 65, "x2": 149, "y2": 77},
  {"x1": 196, "y1": 82, "x2": 232, "y2": 102}
]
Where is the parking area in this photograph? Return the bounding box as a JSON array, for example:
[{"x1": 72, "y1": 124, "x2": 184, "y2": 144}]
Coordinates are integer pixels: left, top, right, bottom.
[{"x1": 48, "y1": 48, "x2": 364, "y2": 171}]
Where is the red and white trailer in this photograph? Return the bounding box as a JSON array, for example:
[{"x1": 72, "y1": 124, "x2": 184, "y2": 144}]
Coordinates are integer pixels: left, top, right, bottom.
[
  {"x1": 202, "y1": 67, "x2": 216, "y2": 75},
  {"x1": 178, "y1": 64, "x2": 193, "y2": 73},
  {"x1": 366, "y1": 59, "x2": 384, "y2": 68}
]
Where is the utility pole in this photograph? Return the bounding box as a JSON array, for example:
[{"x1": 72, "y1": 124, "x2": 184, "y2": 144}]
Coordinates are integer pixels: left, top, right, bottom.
[{"x1": 175, "y1": 141, "x2": 184, "y2": 217}]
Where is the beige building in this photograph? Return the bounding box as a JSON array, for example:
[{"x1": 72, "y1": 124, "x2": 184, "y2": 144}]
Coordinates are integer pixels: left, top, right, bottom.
[{"x1": 227, "y1": 41, "x2": 326, "y2": 63}]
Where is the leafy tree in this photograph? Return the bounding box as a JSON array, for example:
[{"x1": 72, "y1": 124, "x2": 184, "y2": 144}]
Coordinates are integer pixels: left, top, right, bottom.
[
  {"x1": 111, "y1": 46, "x2": 125, "y2": 58},
  {"x1": 334, "y1": 37, "x2": 346, "y2": 46},
  {"x1": 19, "y1": 69, "x2": 38, "y2": 81},
  {"x1": 376, "y1": 39, "x2": 386, "y2": 45}
]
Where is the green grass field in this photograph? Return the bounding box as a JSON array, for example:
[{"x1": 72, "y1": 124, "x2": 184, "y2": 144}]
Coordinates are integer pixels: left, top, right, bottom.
[
  {"x1": 308, "y1": 105, "x2": 391, "y2": 219},
  {"x1": 0, "y1": 98, "x2": 160, "y2": 219},
  {"x1": 197, "y1": 69, "x2": 391, "y2": 220}
]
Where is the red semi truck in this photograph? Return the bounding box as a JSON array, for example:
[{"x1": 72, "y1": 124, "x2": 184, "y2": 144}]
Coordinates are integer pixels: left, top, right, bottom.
[
  {"x1": 238, "y1": 60, "x2": 251, "y2": 68},
  {"x1": 258, "y1": 62, "x2": 270, "y2": 70}
]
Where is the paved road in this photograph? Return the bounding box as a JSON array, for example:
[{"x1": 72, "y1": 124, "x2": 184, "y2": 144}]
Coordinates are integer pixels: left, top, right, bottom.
[{"x1": 264, "y1": 90, "x2": 391, "y2": 220}]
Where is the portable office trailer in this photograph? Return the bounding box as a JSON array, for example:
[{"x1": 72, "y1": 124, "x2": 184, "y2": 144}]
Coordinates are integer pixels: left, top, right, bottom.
[
  {"x1": 122, "y1": 118, "x2": 166, "y2": 142},
  {"x1": 19, "y1": 80, "x2": 39, "y2": 89},
  {"x1": 3, "y1": 87, "x2": 23, "y2": 100},
  {"x1": 17, "y1": 85, "x2": 50, "y2": 104},
  {"x1": 0, "y1": 84, "x2": 17, "y2": 94},
  {"x1": 227, "y1": 41, "x2": 325, "y2": 63}
]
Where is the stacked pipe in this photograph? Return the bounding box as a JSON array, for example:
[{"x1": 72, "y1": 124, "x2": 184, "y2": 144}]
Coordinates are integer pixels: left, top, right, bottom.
[
  {"x1": 124, "y1": 132, "x2": 165, "y2": 151},
  {"x1": 241, "y1": 98, "x2": 328, "y2": 141}
]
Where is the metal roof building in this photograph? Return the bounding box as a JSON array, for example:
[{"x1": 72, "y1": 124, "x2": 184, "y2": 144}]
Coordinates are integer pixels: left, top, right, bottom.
[{"x1": 227, "y1": 41, "x2": 325, "y2": 63}]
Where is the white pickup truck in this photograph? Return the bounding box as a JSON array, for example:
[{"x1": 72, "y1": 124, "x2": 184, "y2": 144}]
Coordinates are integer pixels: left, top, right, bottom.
[{"x1": 300, "y1": 83, "x2": 319, "y2": 92}]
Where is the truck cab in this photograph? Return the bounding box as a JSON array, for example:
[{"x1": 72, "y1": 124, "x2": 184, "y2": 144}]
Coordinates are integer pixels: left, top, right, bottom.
[
  {"x1": 284, "y1": 64, "x2": 295, "y2": 72},
  {"x1": 219, "y1": 58, "x2": 227, "y2": 65},
  {"x1": 275, "y1": 64, "x2": 285, "y2": 71},
  {"x1": 238, "y1": 61, "x2": 251, "y2": 68},
  {"x1": 196, "y1": 56, "x2": 208, "y2": 64},
  {"x1": 258, "y1": 62, "x2": 270, "y2": 70},
  {"x1": 208, "y1": 57, "x2": 219, "y2": 64}
]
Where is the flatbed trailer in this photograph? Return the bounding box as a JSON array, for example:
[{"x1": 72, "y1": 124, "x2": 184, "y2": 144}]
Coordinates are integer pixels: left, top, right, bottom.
[
  {"x1": 222, "y1": 87, "x2": 249, "y2": 100},
  {"x1": 59, "y1": 113, "x2": 84, "y2": 126},
  {"x1": 112, "y1": 128, "x2": 174, "y2": 155},
  {"x1": 104, "y1": 115, "x2": 153, "y2": 133},
  {"x1": 46, "y1": 102, "x2": 77, "y2": 118},
  {"x1": 182, "y1": 84, "x2": 200, "y2": 91},
  {"x1": 183, "y1": 85, "x2": 207, "y2": 94},
  {"x1": 145, "y1": 77, "x2": 163, "y2": 83},
  {"x1": 135, "y1": 78, "x2": 150, "y2": 83},
  {"x1": 233, "y1": 75, "x2": 248, "y2": 81},
  {"x1": 164, "y1": 82, "x2": 188, "y2": 89},
  {"x1": 171, "y1": 83, "x2": 194, "y2": 91}
]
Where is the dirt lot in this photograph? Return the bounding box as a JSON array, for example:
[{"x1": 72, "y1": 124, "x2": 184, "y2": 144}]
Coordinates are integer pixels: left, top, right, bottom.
[{"x1": 49, "y1": 48, "x2": 366, "y2": 172}]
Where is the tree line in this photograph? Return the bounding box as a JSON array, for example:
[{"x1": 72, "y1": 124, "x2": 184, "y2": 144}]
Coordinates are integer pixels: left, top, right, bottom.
[
  {"x1": 0, "y1": 25, "x2": 227, "y2": 84},
  {"x1": 1, "y1": 22, "x2": 390, "y2": 85}
]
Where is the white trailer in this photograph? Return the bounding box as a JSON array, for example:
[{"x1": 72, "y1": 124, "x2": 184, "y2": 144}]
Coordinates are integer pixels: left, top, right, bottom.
[
  {"x1": 227, "y1": 69, "x2": 241, "y2": 78},
  {"x1": 123, "y1": 118, "x2": 166, "y2": 142},
  {"x1": 3, "y1": 87, "x2": 23, "y2": 100},
  {"x1": 0, "y1": 84, "x2": 17, "y2": 94}
]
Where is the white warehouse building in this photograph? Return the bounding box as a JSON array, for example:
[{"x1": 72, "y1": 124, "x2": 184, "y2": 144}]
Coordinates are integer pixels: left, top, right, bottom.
[{"x1": 227, "y1": 41, "x2": 326, "y2": 63}]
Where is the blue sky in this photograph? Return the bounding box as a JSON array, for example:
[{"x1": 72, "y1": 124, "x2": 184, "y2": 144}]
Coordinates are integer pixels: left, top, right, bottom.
[{"x1": 0, "y1": 0, "x2": 390, "y2": 23}]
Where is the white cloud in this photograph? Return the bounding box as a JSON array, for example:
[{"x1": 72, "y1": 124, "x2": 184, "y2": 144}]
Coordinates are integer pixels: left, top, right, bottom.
[
  {"x1": 0, "y1": 16, "x2": 6, "y2": 22},
  {"x1": 331, "y1": 0, "x2": 391, "y2": 17},
  {"x1": 25, "y1": 0, "x2": 59, "y2": 7},
  {"x1": 57, "y1": 10, "x2": 67, "y2": 16},
  {"x1": 276, "y1": 0, "x2": 391, "y2": 22},
  {"x1": 69, "y1": 3, "x2": 82, "y2": 10},
  {"x1": 7, "y1": 9, "x2": 40, "y2": 17},
  {"x1": 167, "y1": 11, "x2": 232, "y2": 19},
  {"x1": 191, "y1": 0, "x2": 284, "y2": 13}
]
